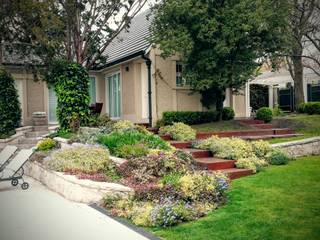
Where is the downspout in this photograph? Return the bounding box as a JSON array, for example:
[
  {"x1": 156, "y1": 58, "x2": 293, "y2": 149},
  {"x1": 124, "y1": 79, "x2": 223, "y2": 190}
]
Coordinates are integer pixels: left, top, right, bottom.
[{"x1": 142, "y1": 54, "x2": 152, "y2": 127}]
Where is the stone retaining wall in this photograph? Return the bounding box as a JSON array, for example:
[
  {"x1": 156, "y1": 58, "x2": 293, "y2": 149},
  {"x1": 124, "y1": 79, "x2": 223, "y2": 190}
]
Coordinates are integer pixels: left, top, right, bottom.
[
  {"x1": 25, "y1": 161, "x2": 133, "y2": 204},
  {"x1": 272, "y1": 137, "x2": 320, "y2": 157}
]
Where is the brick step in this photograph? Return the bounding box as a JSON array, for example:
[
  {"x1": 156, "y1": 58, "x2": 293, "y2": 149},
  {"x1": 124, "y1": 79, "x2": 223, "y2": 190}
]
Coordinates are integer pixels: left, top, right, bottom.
[
  {"x1": 219, "y1": 168, "x2": 253, "y2": 180},
  {"x1": 196, "y1": 158, "x2": 236, "y2": 170},
  {"x1": 183, "y1": 148, "x2": 212, "y2": 158},
  {"x1": 240, "y1": 133, "x2": 303, "y2": 140},
  {"x1": 160, "y1": 135, "x2": 172, "y2": 140},
  {"x1": 250, "y1": 124, "x2": 274, "y2": 129},
  {"x1": 273, "y1": 128, "x2": 294, "y2": 135},
  {"x1": 169, "y1": 141, "x2": 192, "y2": 149},
  {"x1": 25, "y1": 131, "x2": 49, "y2": 138}
]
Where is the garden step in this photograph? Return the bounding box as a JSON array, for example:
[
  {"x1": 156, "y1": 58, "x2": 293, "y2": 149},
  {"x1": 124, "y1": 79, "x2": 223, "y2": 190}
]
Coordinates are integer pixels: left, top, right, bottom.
[
  {"x1": 33, "y1": 125, "x2": 49, "y2": 131},
  {"x1": 169, "y1": 141, "x2": 192, "y2": 149},
  {"x1": 18, "y1": 137, "x2": 39, "y2": 145},
  {"x1": 240, "y1": 133, "x2": 303, "y2": 140},
  {"x1": 274, "y1": 128, "x2": 294, "y2": 135},
  {"x1": 25, "y1": 131, "x2": 49, "y2": 138},
  {"x1": 183, "y1": 148, "x2": 212, "y2": 158},
  {"x1": 196, "y1": 158, "x2": 236, "y2": 170},
  {"x1": 250, "y1": 124, "x2": 274, "y2": 129},
  {"x1": 219, "y1": 168, "x2": 253, "y2": 180},
  {"x1": 160, "y1": 135, "x2": 172, "y2": 140},
  {"x1": 237, "y1": 119, "x2": 264, "y2": 125}
]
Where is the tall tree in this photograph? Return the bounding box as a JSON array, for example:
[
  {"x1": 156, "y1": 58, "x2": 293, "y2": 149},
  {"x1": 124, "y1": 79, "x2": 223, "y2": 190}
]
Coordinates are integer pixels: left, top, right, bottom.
[
  {"x1": 151, "y1": 0, "x2": 288, "y2": 112},
  {"x1": 286, "y1": 0, "x2": 320, "y2": 107},
  {"x1": 1, "y1": 0, "x2": 148, "y2": 69}
]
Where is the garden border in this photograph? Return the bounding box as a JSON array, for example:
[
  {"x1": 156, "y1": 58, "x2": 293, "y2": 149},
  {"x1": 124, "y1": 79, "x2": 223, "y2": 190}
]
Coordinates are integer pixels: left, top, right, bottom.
[
  {"x1": 25, "y1": 160, "x2": 133, "y2": 204},
  {"x1": 272, "y1": 136, "x2": 320, "y2": 157}
]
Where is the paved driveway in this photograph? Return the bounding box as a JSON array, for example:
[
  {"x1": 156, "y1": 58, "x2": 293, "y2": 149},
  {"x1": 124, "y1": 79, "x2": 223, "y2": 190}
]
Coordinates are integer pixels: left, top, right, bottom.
[{"x1": 0, "y1": 177, "x2": 150, "y2": 240}]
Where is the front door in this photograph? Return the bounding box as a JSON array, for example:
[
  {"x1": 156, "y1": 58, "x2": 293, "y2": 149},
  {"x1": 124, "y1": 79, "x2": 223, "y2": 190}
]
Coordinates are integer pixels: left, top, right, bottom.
[
  {"x1": 48, "y1": 86, "x2": 58, "y2": 123},
  {"x1": 107, "y1": 73, "x2": 121, "y2": 118}
]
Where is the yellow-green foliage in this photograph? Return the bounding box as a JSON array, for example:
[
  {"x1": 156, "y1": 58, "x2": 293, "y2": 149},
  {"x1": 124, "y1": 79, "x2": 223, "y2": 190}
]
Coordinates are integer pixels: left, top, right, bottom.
[
  {"x1": 113, "y1": 120, "x2": 135, "y2": 132},
  {"x1": 251, "y1": 140, "x2": 272, "y2": 158},
  {"x1": 236, "y1": 157, "x2": 268, "y2": 173},
  {"x1": 179, "y1": 171, "x2": 227, "y2": 201},
  {"x1": 47, "y1": 146, "x2": 110, "y2": 173},
  {"x1": 131, "y1": 202, "x2": 154, "y2": 226},
  {"x1": 159, "y1": 122, "x2": 196, "y2": 141},
  {"x1": 37, "y1": 138, "x2": 57, "y2": 151}
]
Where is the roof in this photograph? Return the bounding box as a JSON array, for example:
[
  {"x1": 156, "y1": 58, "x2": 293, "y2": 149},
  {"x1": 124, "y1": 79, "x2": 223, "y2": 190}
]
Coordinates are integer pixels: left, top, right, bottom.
[{"x1": 101, "y1": 10, "x2": 153, "y2": 67}]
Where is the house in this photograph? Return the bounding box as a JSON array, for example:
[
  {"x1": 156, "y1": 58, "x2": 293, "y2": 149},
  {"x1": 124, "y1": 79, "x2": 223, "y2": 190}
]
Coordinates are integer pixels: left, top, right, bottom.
[{"x1": 2, "y1": 10, "x2": 250, "y2": 127}]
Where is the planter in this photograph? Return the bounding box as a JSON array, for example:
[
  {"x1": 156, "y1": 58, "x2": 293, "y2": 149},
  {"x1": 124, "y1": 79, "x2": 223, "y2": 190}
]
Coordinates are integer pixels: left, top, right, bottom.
[{"x1": 32, "y1": 112, "x2": 47, "y2": 126}]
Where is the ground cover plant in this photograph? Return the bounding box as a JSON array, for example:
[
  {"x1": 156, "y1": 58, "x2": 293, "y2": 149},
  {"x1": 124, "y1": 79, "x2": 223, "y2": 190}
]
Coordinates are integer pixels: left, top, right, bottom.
[
  {"x1": 152, "y1": 156, "x2": 320, "y2": 240},
  {"x1": 194, "y1": 136, "x2": 290, "y2": 172},
  {"x1": 159, "y1": 122, "x2": 196, "y2": 141},
  {"x1": 191, "y1": 120, "x2": 250, "y2": 133}
]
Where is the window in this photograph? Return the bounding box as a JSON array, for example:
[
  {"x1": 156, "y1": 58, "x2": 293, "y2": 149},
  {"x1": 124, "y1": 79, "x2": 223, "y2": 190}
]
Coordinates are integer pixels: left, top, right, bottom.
[
  {"x1": 89, "y1": 76, "x2": 96, "y2": 104},
  {"x1": 176, "y1": 62, "x2": 189, "y2": 87}
]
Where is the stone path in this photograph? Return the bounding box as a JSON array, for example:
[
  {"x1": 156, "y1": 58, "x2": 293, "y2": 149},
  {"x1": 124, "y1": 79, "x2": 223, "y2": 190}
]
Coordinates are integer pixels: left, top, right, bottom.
[{"x1": 0, "y1": 177, "x2": 151, "y2": 240}]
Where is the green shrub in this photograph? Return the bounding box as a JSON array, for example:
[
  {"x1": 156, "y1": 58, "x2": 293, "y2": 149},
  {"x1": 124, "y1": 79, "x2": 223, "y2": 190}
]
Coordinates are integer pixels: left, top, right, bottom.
[
  {"x1": 37, "y1": 138, "x2": 57, "y2": 151},
  {"x1": 222, "y1": 107, "x2": 235, "y2": 120},
  {"x1": 47, "y1": 146, "x2": 110, "y2": 173},
  {"x1": 116, "y1": 144, "x2": 149, "y2": 159},
  {"x1": 236, "y1": 157, "x2": 268, "y2": 173},
  {"x1": 159, "y1": 122, "x2": 196, "y2": 141},
  {"x1": 70, "y1": 127, "x2": 102, "y2": 144},
  {"x1": 256, "y1": 107, "x2": 273, "y2": 123},
  {"x1": 298, "y1": 102, "x2": 320, "y2": 115},
  {"x1": 46, "y1": 60, "x2": 90, "y2": 132},
  {"x1": 272, "y1": 106, "x2": 284, "y2": 116},
  {"x1": 266, "y1": 149, "x2": 290, "y2": 165},
  {"x1": 98, "y1": 131, "x2": 171, "y2": 158},
  {"x1": 162, "y1": 111, "x2": 219, "y2": 125},
  {"x1": 0, "y1": 69, "x2": 21, "y2": 138},
  {"x1": 112, "y1": 120, "x2": 135, "y2": 132},
  {"x1": 87, "y1": 114, "x2": 112, "y2": 127},
  {"x1": 251, "y1": 140, "x2": 272, "y2": 158}
]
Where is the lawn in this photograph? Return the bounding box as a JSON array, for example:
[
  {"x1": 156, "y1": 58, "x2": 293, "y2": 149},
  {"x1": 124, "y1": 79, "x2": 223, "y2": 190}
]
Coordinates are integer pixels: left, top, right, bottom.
[
  {"x1": 191, "y1": 120, "x2": 250, "y2": 132},
  {"x1": 152, "y1": 156, "x2": 320, "y2": 240},
  {"x1": 268, "y1": 114, "x2": 320, "y2": 144}
]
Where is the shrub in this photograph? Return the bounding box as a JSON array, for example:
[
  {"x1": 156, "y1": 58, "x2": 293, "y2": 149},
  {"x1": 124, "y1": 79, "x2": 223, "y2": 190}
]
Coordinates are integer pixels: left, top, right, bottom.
[
  {"x1": 46, "y1": 60, "x2": 90, "y2": 132},
  {"x1": 116, "y1": 144, "x2": 150, "y2": 159},
  {"x1": 37, "y1": 138, "x2": 57, "y2": 151},
  {"x1": 236, "y1": 157, "x2": 268, "y2": 173},
  {"x1": 178, "y1": 171, "x2": 228, "y2": 201},
  {"x1": 112, "y1": 120, "x2": 135, "y2": 132},
  {"x1": 272, "y1": 106, "x2": 284, "y2": 116},
  {"x1": 161, "y1": 111, "x2": 219, "y2": 125},
  {"x1": 159, "y1": 122, "x2": 196, "y2": 141},
  {"x1": 251, "y1": 140, "x2": 272, "y2": 158},
  {"x1": 87, "y1": 114, "x2": 112, "y2": 127},
  {"x1": 256, "y1": 107, "x2": 273, "y2": 123},
  {"x1": 0, "y1": 69, "x2": 21, "y2": 138},
  {"x1": 298, "y1": 102, "x2": 320, "y2": 115},
  {"x1": 98, "y1": 131, "x2": 171, "y2": 158},
  {"x1": 47, "y1": 146, "x2": 110, "y2": 174},
  {"x1": 266, "y1": 149, "x2": 290, "y2": 165},
  {"x1": 222, "y1": 107, "x2": 235, "y2": 120}
]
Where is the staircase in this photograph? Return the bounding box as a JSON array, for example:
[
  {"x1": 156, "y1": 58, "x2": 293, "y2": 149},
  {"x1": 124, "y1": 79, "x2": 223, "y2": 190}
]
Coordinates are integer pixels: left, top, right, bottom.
[{"x1": 169, "y1": 141, "x2": 253, "y2": 180}]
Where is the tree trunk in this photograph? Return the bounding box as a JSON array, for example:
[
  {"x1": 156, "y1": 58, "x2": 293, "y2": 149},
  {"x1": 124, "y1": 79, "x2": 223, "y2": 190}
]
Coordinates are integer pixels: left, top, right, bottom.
[
  {"x1": 291, "y1": 54, "x2": 305, "y2": 109},
  {"x1": 216, "y1": 88, "x2": 226, "y2": 120}
]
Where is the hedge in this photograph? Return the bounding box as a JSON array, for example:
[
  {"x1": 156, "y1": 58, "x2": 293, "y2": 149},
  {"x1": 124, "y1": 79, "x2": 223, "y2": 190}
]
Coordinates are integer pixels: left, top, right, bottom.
[
  {"x1": 297, "y1": 102, "x2": 320, "y2": 115},
  {"x1": 161, "y1": 111, "x2": 219, "y2": 125}
]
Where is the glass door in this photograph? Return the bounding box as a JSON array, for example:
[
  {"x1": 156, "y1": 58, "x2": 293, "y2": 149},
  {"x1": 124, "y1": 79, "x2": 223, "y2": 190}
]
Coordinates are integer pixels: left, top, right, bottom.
[
  {"x1": 107, "y1": 73, "x2": 121, "y2": 118},
  {"x1": 48, "y1": 86, "x2": 58, "y2": 123}
]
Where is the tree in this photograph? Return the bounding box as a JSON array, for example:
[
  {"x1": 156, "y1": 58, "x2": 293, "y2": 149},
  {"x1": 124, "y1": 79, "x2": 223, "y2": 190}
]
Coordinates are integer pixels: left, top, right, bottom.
[
  {"x1": 151, "y1": 0, "x2": 288, "y2": 112},
  {"x1": 285, "y1": 0, "x2": 320, "y2": 108},
  {"x1": 1, "y1": 0, "x2": 148, "y2": 70},
  {"x1": 0, "y1": 69, "x2": 21, "y2": 138}
]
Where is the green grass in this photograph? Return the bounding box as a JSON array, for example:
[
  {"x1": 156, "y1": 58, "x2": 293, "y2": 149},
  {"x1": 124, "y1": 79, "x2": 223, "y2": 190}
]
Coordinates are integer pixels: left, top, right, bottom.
[
  {"x1": 191, "y1": 120, "x2": 250, "y2": 132},
  {"x1": 268, "y1": 114, "x2": 320, "y2": 144},
  {"x1": 152, "y1": 156, "x2": 320, "y2": 240}
]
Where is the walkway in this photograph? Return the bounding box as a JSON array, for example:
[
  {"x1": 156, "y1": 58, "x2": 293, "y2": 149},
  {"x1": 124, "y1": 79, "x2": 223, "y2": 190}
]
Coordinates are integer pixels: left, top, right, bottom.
[{"x1": 0, "y1": 177, "x2": 151, "y2": 240}]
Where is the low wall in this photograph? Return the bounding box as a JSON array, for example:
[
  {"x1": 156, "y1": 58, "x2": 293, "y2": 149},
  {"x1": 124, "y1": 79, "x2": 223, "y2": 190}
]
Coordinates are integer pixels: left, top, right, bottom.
[
  {"x1": 25, "y1": 161, "x2": 133, "y2": 204},
  {"x1": 272, "y1": 137, "x2": 320, "y2": 157}
]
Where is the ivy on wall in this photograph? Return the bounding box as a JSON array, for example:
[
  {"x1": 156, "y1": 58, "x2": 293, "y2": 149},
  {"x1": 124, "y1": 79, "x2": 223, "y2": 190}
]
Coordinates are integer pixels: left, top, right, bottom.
[
  {"x1": 0, "y1": 69, "x2": 22, "y2": 138},
  {"x1": 46, "y1": 60, "x2": 90, "y2": 131}
]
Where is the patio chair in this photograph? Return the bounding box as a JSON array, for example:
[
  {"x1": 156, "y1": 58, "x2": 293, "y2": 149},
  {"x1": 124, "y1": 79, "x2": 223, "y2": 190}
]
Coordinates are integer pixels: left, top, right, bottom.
[
  {"x1": 0, "y1": 148, "x2": 34, "y2": 190},
  {"x1": 89, "y1": 102, "x2": 103, "y2": 115},
  {"x1": 0, "y1": 145, "x2": 18, "y2": 172}
]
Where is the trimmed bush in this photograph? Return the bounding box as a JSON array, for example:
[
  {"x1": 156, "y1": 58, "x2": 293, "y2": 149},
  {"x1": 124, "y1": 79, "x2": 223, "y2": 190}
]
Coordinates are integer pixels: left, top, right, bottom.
[
  {"x1": 236, "y1": 157, "x2": 268, "y2": 173},
  {"x1": 159, "y1": 122, "x2": 196, "y2": 141},
  {"x1": 298, "y1": 102, "x2": 320, "y2": 115},
  {"x1": 0, "y1": 69, "x2": 21, "y2": 138},
  {"x1": 256, "y1": 107, "x2": 273, "y2": 123},
  {"x1": 162, "y1": 111, "x2": 219, "y2": 125},
  {"x1": 47, "y1": 146, "x2": 110, "y2": 174},
  {"x1": 222, "y1": 107, "x2": 235, "y2": 120},
  {"x1": 266, "y1": 149, "x2": 290, "y2": 165},
  {"x1": 36, "y1": 138, "x2": 57, "y2": 151},
  {"x1": 46, "y1": 60, "x2": 90, "y2": 132},
  {"x1": 112, "y1": 120, "x2": 135, "y2": 132}
]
